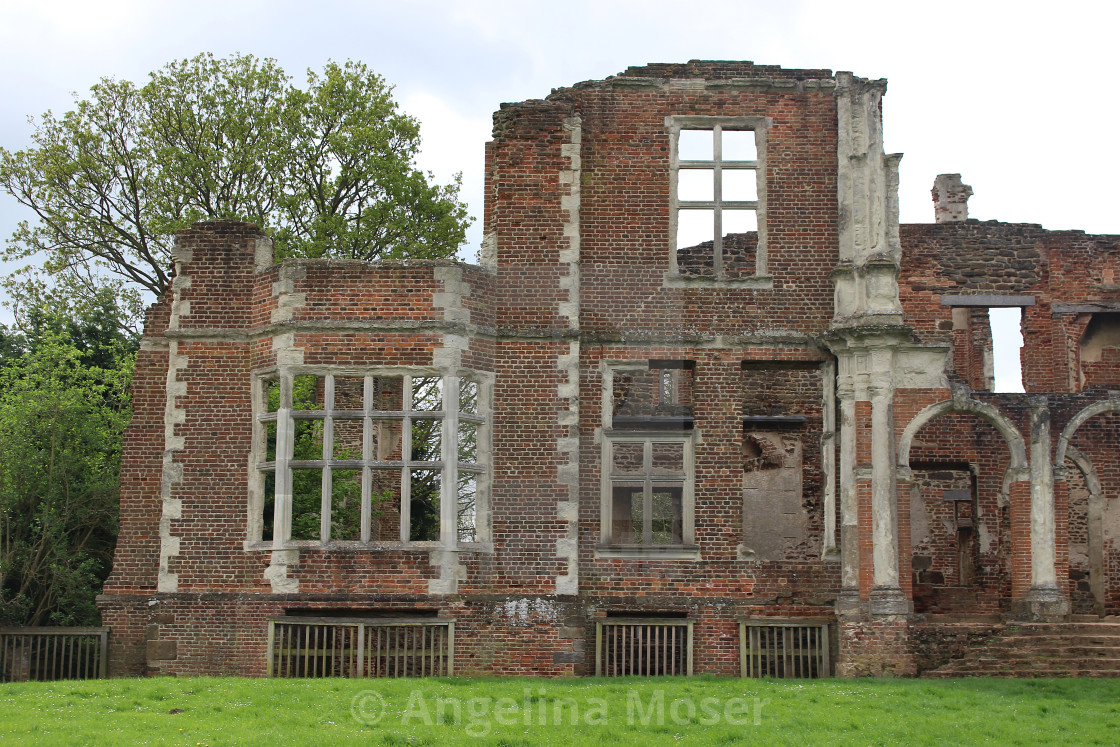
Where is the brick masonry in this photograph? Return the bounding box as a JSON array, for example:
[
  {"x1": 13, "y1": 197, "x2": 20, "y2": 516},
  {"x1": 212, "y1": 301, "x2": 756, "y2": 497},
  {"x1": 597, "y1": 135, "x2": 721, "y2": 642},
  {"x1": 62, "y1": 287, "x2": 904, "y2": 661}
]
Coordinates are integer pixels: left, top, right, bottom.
[{"x1": 99, "y1": 61, "x2": 1120, "y2": 678}]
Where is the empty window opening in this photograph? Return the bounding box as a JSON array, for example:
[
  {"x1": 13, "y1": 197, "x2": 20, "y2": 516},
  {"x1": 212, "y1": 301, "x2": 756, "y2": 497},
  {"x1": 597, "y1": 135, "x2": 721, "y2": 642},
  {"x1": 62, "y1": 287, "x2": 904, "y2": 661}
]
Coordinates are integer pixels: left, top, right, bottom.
[
  {"x1": 671, "y1": 118, "x2": 765, "y2": 279},
  {"x1": 255, "y1": 372, "x2": 486, "y2": 547},
  {"x1": 1079, "y1": 313, "x2": 1120, "y2": 390},
  {"x1": 989, "y1": 307, "x2": 1024, "y2": 392},
  {"x1": 1080, "y1": 313, "x2": 1120, "y2": 363},
  {"x1": 612, "y1": 362, "x2": 694, "y2": 420}
]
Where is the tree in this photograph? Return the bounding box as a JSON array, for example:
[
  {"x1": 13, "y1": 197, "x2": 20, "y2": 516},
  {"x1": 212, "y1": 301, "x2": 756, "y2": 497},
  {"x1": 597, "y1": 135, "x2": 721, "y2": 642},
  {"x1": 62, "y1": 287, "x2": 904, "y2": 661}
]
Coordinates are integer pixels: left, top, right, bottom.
[
  {"x1": 0, "y1": 298, "x2": 134, "y2": 626},
  {"x1": 0, "y1": 54, "x2": 471, "y2": 298}
]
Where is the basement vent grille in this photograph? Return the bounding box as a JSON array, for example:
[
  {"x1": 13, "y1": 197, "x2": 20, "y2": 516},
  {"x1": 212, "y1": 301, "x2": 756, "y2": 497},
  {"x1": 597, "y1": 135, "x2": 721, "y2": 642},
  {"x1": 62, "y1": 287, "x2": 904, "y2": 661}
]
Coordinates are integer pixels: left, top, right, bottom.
[
  {"x1": 595, "y1": 618, "x2": 693, "y2": 676},
  {"x1": 267, "y1": 617, "x2": 453, "y2": 678},
  {"x1": 740, "y1": 618, "x2": 831, "y2": 678}
]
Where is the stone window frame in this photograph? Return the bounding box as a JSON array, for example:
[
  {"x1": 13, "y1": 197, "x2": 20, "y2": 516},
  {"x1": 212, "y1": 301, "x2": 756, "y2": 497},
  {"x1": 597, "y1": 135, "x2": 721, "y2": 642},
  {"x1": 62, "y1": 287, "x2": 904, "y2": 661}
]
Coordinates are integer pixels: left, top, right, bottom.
[
  {"x1": 664, "y1": 115, "x2": 773, "y2": 289},
  {"x1": 247, "y1": 366, "x2": 490, "y2": 551},
  {"x1": 597, "y1": 361, "x2": 699, "y2": 560}
]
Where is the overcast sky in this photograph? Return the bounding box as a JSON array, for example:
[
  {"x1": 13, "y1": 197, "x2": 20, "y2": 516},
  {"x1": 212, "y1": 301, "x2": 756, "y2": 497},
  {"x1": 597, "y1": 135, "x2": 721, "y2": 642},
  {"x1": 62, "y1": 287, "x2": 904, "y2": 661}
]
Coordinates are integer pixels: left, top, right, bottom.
[{"x1": 1, "y1": 0, "x2": 1115, "y2": 387}]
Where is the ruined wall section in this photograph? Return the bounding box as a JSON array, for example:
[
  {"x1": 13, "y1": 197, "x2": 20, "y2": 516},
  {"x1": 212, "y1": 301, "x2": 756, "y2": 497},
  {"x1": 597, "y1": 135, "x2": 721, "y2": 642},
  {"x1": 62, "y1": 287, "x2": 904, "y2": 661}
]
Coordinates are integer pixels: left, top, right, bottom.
[
  {"x1": 566, "y1": 74, "x2": 839, "y2": 339},
  {"x1": 153, "y1": 223, "x2": 271, "y2": 594},
  {"x1": 103, "y1": 297, "x2": 173, "y2": 595},
  {"x1": 900, "y1": 221, "x2": 1120, "y2": 394},
  {"x1": 101, "y1": 220, "x2": 505, "y2": 674},
  {"x1": 577, "y1": 347, "x2": 837, "y2": 623},
  {"x1": 477, "y1": 95, "x2": 582, "y2": 607},
  {"x1": 526, "y1": 64, "x2": 849, "y2": 676}
]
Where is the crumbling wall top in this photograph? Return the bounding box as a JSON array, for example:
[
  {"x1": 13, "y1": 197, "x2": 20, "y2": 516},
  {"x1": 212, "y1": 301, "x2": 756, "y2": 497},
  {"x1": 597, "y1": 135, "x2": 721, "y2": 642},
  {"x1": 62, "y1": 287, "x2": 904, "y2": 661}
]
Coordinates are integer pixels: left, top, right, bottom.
[
  {"x1": 614, "y1": 60, "x2": 834, "y2": 81},
  {"x1": 492, "y1": 60, "x2": 845, "y2": 133}
]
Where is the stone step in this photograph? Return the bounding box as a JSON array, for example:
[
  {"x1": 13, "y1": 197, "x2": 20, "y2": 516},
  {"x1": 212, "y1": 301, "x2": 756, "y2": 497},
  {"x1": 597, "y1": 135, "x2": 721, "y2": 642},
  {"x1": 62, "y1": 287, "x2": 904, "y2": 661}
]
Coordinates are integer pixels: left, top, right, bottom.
[
  {"x1": 925, "y1": 669, "x2": 1119, "y2": 679},
  {"x1": 921, "y1": 622, "x2": 1120, "y2": 678},
  {"x1": 1001, "y1": 624, "x2": 1120, "y2": 636},
  {"x1": 979, "y1": 647, "x2": 1120, "y2": 659},
  {"x1": 966, "y1": 656, "x2": 1120, "y2": 668},
  {"x1": 931, "y1": 658, "x2": 1120, "y2": 671},
  {"x1": 994, "y1": 640, "x2": 1120, "y2": 649}
]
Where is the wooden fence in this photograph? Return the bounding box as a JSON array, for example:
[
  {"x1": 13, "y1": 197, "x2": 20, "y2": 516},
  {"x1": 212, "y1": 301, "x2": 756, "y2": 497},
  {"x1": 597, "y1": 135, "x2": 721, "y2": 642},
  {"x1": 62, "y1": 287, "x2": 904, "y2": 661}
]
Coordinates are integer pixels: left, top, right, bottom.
[
  {"x1": 267, "y1": 618, "x2": 454, "y2": 678},
  {"x1": 740, "y1": 618, "x2": 831, "y2": 678},
  {"x1": 0, "y1": 628, "x2": 108, "y2": 682},
  {"x1": 595, "y1": 618, "x2": 693, "y2": 676}
]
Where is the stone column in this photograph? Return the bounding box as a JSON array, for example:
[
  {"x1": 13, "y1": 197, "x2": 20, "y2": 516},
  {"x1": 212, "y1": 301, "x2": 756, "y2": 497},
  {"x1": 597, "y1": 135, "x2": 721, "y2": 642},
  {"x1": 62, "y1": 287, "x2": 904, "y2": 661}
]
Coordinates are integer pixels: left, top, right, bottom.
[
  {"x1": 836, "y1": 360, "x2": 861, "y2": 614},
  {"x1": 868, "y1": 357, "x2": 907, "y2": 615},
  {"x1": 1023, "y1": 396, "x2": 1069, "y2": 620}
]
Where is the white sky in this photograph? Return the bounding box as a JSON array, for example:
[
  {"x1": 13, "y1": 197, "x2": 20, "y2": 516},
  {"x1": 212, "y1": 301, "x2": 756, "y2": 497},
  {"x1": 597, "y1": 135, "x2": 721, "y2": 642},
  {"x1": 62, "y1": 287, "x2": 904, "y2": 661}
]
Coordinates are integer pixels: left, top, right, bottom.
[{"x1": 1, "y1": 0, "x2": 1116, "y2": 387}]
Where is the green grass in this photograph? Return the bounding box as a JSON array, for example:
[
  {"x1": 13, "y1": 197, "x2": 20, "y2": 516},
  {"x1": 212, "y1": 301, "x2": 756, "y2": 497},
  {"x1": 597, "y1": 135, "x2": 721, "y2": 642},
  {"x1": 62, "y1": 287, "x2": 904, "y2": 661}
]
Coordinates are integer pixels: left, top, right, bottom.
[{"x1": 2, "y1": 676, "x2": 1119, "y2": 745}]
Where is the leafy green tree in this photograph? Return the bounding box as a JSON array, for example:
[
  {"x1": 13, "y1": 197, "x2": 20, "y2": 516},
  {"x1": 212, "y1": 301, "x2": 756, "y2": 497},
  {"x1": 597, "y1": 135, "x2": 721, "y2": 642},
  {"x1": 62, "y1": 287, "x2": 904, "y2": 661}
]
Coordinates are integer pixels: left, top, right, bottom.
[
  {"x1": 0, "y1": 53, "x2": 471, "y2": 298},
  {"x1": 0, "y1": 299, "x2": 134, "y2": 626}
]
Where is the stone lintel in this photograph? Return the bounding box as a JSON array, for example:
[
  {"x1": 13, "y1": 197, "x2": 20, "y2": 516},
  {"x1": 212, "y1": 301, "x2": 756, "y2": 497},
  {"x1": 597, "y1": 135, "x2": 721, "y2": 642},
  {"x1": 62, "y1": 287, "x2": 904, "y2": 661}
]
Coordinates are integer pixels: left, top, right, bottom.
[{"x1": 940, "y1": 295, "x2": 1035, "y2": 307}]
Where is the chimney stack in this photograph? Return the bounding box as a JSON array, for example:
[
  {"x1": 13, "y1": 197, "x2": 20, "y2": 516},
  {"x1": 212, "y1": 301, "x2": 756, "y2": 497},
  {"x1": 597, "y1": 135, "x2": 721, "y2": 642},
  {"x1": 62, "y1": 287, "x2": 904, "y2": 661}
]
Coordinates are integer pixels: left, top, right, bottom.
[{"x1": 932, "y1": 174, "x2": 973, "y2": 223}]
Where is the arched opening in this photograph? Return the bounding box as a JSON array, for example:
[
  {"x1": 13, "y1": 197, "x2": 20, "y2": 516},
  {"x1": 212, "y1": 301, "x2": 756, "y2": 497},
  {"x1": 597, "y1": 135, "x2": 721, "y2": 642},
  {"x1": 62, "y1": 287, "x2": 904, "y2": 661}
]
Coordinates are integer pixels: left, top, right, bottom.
[
  {"x1": 899, "y1": 399, "x2": 1026, "y2": 615},
  {"x1": 1057, "y1": 401, "x2": 1120, "y2": 616},
  {"x1": 1063, "y1": 447, "x2": 1103, "y2": 616}
]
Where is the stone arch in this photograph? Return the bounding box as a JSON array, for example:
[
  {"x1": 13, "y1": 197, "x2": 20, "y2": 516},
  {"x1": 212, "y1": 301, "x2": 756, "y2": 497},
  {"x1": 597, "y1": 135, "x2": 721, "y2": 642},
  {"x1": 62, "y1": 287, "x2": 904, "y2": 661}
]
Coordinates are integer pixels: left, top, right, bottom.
[
  {"x1": 1055, "y1": 396, "x2": 1120, "y2": 468},
  {"x1": 897, "y1": 396, "x2": 1028, "y2": 478},
  {"x1": 898, "y1": 394, "x2": 1028, "y2": 614}
]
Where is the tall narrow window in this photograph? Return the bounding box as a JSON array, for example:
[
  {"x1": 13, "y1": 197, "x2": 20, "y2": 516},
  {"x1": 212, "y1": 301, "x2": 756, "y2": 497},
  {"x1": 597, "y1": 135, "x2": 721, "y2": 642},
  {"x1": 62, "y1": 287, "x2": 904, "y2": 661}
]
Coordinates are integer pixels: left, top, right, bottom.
[
  {"x1": 670, "y1": 116, "x2": 767, "y2": 279},
  {"x1": 253, "y1": 371, "x2": 487, "y2": 548},
  {"x1": 989, "y1": 307, "x2": 1024, "y2": 393},
  {"x1": 600, "y1": 362, "x2": 697, "y2": 557}
]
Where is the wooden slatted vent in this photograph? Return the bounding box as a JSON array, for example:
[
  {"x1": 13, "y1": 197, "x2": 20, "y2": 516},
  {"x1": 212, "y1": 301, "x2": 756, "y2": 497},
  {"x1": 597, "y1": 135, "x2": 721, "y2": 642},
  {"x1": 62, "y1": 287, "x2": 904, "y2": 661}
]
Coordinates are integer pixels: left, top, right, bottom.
[
  {"x1": 0, "y1": 628, "x2": 108, "y2": 682},
  {"x1": 740, "y1": 618, "x2": 831, "y2": 678},
  {"x1": 595, "y1": 618, "x2": 693, "y2": 676},
  {"x1": 268, "y1": 618, "x2": 454, "y2": 678}
]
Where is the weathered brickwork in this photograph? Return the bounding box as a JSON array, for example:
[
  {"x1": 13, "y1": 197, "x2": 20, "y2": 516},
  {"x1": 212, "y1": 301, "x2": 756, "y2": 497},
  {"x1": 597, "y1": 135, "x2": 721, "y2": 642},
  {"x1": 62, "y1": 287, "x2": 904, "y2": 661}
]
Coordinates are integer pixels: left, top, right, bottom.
[{"x1": 100, "y1": 61, "x2": 1120, "y2": 679}]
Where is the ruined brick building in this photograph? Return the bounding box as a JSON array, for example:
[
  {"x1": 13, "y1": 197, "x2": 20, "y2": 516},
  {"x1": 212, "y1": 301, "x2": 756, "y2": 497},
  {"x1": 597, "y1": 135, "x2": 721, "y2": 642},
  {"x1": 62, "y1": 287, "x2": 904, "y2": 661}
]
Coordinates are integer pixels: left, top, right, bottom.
[{"x1": 98, "y1": 61, "x2": 1120, "y2": 677}]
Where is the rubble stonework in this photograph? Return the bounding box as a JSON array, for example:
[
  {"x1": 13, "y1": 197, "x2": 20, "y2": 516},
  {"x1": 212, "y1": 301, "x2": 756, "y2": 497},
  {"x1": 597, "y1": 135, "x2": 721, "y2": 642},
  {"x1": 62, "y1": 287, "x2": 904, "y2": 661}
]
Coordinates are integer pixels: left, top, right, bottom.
[{"x1": 98, "y1": 61, "x2": 1120, "y2": 678}]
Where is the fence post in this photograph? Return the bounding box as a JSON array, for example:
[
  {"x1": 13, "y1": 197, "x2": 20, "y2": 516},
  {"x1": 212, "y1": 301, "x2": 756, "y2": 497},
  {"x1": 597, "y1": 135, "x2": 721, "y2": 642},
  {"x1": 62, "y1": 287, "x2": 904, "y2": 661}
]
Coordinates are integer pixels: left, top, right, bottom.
[
  {"x1": 266, "y1": 621, "x2": 276, "y2": 677},
  {"x1": 100, "y1": 631, "x2": 109, "y2": 678}
]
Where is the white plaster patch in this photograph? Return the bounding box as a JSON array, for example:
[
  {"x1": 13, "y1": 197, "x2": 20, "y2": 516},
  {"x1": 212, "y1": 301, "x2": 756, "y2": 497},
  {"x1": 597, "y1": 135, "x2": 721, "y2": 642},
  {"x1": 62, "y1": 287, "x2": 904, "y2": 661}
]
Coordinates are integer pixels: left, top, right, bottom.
[
  {"x1": 894, "y1": 346, "x2": 950, "y2": 389},
  {"x1": 909, "y1": 484, "x2": 931, "y2": 546},
  {"x1": 554, "y1": 337, "x2": 580, "y2": 595},
  {"x1": 271, "y1": 332, "x2": 305, "y2": 367},
  {"x1": 480, "y1": 231, "x2": 497, "y2": 267},
  {"x1": 1103, "y1": 497, "x2": 1120, "y2": 543},
  {"x1": 978, "y1": 520, "x2": 996, "y2": 555},
  {"x1": 495, "y1": 598, "x2": 560, "y2": 626},
  {"x1": 433, "y1": 334, "x2": 469, "y2": 371}
]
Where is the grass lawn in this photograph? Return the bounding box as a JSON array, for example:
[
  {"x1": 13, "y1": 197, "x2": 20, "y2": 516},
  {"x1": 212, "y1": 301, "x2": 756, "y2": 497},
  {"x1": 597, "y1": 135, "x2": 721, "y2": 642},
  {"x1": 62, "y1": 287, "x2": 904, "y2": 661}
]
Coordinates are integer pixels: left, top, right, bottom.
[{"x1": 2, "y1": 676, "x2": 1119, "y2": 745}]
